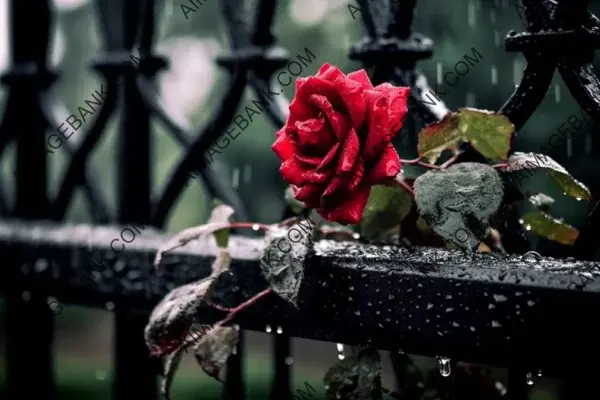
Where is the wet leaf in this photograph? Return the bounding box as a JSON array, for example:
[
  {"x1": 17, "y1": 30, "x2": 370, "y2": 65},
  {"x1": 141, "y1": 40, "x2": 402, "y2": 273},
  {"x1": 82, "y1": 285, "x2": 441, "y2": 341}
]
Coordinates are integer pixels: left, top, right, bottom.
[
  {"x1": 503, "y1": 152, "x2": 592, "y2": 201},
  {"x1": 160, "y1": 345, "x2": 187, "y2": 400},
  {"x1": 194, "y1": 326, "x2": 239, "y2": 382},
  {"x1": 417, "y1": 113, "x2": 461, "y2": 164},
  {"x1": 285, "y1": 186, "x2": 307, "y2": 215},
  {"x1": 360, "y1": 184, "x2": 413, "y2": 241},
  {"x1": 414, "y1": 162, "x2": 504, "y2": 251},
  {"x1": 417, "y1": 109, "x2": 515, "y2": 163},
  {"x1": 522, "y1": 211, "x2": 579, "y2": 245},
  {"x1": 208, "y1": 201, "x2": 235, "y2": 248},
  {"x1": 323, "y1": 348, "x2": 382, "y2": 400},
  {"x1": 259, "y1": 219, "x2": 315, "y2": 307},
  {"x1": 145, "y1": 250, "x2": 231, "y2": 356},
  {"x1": 457, "y1": 108, "x2": 514, "y2": 161},
  {"x1": 153, "y1": 221, "x2": 232, "y2": 268}
]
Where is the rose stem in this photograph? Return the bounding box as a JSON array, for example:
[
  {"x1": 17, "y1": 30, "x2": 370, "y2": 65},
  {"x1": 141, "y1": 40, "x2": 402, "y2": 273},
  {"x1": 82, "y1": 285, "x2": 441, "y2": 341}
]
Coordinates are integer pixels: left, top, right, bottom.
[
  {"x1": 214, "y1": 288, "x2": 273, "y2": 327},
  {"x1": 393, "y1": 175, "x2": 414, "y2": 196},
  {"x1": 440, "y1": 152, "x2": 461, "y2": 169},
  {"x1": 229, "y1": 222, "x2": 272, "y2": 231},
  {"x1": 401, "y1": 156, "x2": 443, "y2": 170}
]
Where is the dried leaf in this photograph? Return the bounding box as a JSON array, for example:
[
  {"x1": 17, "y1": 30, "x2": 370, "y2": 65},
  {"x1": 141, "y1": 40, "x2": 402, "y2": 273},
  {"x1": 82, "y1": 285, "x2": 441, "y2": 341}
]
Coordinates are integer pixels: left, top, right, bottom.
[
  {"x1": 503, "y1": 152, "x2": 592, "y2": 201},
  {"x1": 522, "y1": 211, "x2": 579, "y2": 245},
  {"x1": 360, "y1": 184, "x2": 413, "y2": 241},
  {"x1": 145, "y1": 251, "x2": 231, "y2": 356},
  {"x1": 457, "y1": 108, "x2": 514, "y2": 161},
  {"x1": 414, "y1": 162, "x2": 504, "y2": 251},
  {"x1": 417, "y1": 113, "x2": 461, "y2": 164},
  {"x1": 259, "y1": 219, "x2": 314, "y2": 307},
  {"x1": 194, "y1": 326, "x2": 239, "y2": 382},
  {"x1": 208, "y1": 202, "x2": 235, "y2": 248},
  {"x1": 153, "y1": 222, "x2": 231, "y2": 268},
  {"x1": 323, "y1": 348, "x2": 382, "y2": 400},
  {"x1": 160, "y1": 345, "x2": 188, "y2": 400}
]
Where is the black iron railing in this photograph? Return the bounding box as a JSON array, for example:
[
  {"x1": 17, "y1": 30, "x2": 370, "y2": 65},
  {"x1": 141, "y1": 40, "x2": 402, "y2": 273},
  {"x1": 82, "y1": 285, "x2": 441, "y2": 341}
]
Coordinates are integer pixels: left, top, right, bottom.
[{"x1": 1, "y1": 0, "x2": 600, "y2": 399}]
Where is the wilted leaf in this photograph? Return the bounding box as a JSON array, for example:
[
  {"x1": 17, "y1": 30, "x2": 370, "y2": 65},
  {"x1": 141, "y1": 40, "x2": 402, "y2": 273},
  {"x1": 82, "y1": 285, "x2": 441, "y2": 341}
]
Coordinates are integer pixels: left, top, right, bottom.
[
  {"x1": 207, "y1": 201, "x2": 235, "y2": 248},
  {"x1": 417, "y1": 109, "x2": 515, "y2": 164},
  {"x1": 417, "y1": 113, "x2": 461, "y2": 164},
  {"x1": 360, "y1": 185, "x2": 413, "y2": 241},
  {"x1": 457, "y1": 108, "x2": 514, "y2": 161},
  {"x1": 194, "y1": 326, "x2": 239, "y2": 382},
  {"x1": 503, "y1": 152, "x2": 592, "y2": 201},
  {"x1": 522, "y1": 211, "x2": 579, "y2": 245},
  {"x1": 160, "y1": 345, "x2": 188, "y2": 400},
  {"x1": 528, "y1": 193, "x2": 554, "y2": 212},
  {"x1": 145, "y1": 251, "x2": 231, "y2": 356},
  {"x1": 285, "y1": 186, "x2": 307, "y2": 215},
  {"x1": 414, "y1": 162, "x2": 504, "y2": 251},
  {"x1": 259, "y1": 219, "x2": 314, "y2": 307},
  {"x1": 324, "y1": 348, "x2": 382, "y2": 400},
  {"x1": 153, "y1": 221, "x2": 232, "y2": 268}
]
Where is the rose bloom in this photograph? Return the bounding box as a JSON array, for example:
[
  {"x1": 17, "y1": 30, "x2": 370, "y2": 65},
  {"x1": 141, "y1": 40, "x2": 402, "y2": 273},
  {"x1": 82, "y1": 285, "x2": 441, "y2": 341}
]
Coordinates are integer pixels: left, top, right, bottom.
[{"x1": 272, "y1": 63, "x2": 410, "y2": 224}]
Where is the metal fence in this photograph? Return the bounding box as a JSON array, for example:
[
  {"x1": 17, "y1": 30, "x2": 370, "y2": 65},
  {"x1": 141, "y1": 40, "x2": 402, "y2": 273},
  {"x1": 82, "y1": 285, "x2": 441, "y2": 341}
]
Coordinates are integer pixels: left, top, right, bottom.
[{"x1": 1, "y1": 0, "x2": 600, "y2": 399}]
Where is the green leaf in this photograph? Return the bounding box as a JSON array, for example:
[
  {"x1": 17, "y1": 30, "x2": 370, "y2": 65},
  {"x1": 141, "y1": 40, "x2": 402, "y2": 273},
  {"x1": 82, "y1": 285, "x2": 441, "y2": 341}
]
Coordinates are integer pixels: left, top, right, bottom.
[
  {"x1": 360, "y1": 185, "x2": 413, "y2": 241},
  {"x1": 285, "y1": 186, "x2": 307, "y2": 215},
  {"x1": 324, "y1": 348, "x2": 382, "y2": 400},
  {"x1": 417, "y1": 113, "x2": 461, "y2": 164},
  {"x1": 417, "y1": 108, "x2": 515, "y2": 163},
  {"x1": 522, "y1": 211, "x2": 579, "y2": 245},
  {"x1": 458, "y1": 108, "x2": 514, "y2": 161},
  {"x1": 207, "y1": 201, "x2": 235, "y2": 248},
  {"x1": 504, "y1": 152, "x2": 592, "y2": 201},
  {"x1": 413, "y1": 162, "x2": 504, "y2": 251}
]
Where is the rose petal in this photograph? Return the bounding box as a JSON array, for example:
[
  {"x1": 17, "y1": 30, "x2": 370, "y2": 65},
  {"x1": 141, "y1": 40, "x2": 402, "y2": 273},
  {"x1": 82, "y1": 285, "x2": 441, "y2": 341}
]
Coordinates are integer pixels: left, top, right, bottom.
[
  {"x1": 333, "y1": 75, "x2": 366, "y2": 131},
  {"x1": 308, "y1": 95, "x2": 351, "y2": 141},
  {"x1": 316, "y1": 63, "x2": 333, "y2": 75},
  {"x1": 317, "y1": 143, "x2": 341, "y2": 171},
  {"x1": 295, "y1": 117, "x2": 330, "y2": 148},
  {"x1": 374, "y1": 83, "x2": 410, "y2": 132},
  {"x1": 318, "y1": 64, "x2": 345, "y2": 82},
  {"x1": 295, "y1": 153, "x2": 322, "y2": 166},
  {"x1": 363, "y1": 148, "x2": 401, "y2": 185},
  {"x1": 347, "y1": 69, "x2": 373, "y2": 89},
  {"x1": 318, "y1": 186, "x2": 371, "y2": 225},
  {"x1": 333, "y1": 127, "x2": 360, "y2": 175},
  {"x1": 362, "y1": 90, "x2": 390, "y2": 160},
  {"x1": 294, "y1": 184, "x2": 323, "y2": 208},
  {"x1": 281, "y1": 159, "x2": 329, "y2": 186},
  {"x1": 272, "y1": 131, "x2": 296, "y2": 161}
]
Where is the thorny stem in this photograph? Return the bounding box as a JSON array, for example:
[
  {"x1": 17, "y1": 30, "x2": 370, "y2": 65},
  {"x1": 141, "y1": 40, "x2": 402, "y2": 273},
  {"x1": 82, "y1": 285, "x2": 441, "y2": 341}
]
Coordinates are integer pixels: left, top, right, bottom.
[
  {"x1": 440, "y1": 151, "x2": 460, "y2": 169},
  {"x1": 214, "y1": 288, "x2": 273, "y2": 328},
  {"x1": 393, "y1": 175, "x2": 414, "y2": 196},
  {"x1": 401, "y1": 156, "x2": 444, "y2": 170},
  {"x1": 204, "y1": 301, "x2": 233, "y2": 312}
]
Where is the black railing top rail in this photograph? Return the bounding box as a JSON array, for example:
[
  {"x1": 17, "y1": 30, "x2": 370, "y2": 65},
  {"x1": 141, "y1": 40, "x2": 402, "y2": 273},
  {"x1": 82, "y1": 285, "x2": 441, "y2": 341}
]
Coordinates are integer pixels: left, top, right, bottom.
[{"x1": 1, "y1": 218, "x2": 599, "y2": 378}]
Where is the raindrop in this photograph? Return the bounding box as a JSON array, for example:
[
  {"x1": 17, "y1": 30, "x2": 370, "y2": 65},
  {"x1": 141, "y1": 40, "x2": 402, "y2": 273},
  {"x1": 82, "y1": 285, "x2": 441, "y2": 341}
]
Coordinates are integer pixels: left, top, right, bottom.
[
  {"x1": 338, "y1": 354, "x2": 345, "y2": 360},
  {"x1": 490, "y1": 9, "x2": 496, "y2": 23},
  {"x1": 252, "y1": 224, "x2": 260, "y2": 231},
  {"x1": 525, "y1": 224, "x2": 531, "y2": 231},
  {"x1": 491, "y1": 66, "x2": 498, "y2": 85},
  {"x1": 466, "y1": 92, "x2": 476, "y2": 107},
  {"x1": 276, "y1": 326, "x2": 283, "y2": 334},
  {"x1": 526, "y1": 372, "x2": 534, "y2": 385},
  {"x1": 285, "y1": 356, "x2": 294, "y2": 365},
  {"x1": 21, "y1": 291, "x2": 31, "y2": 301},
  {"x1": 537, "y1": 369, "x2": 543, "y2": 377},
  {"x1": 232, "y1": 167, "x2": 240, "y2": 189},
  {"x1": 519, "y1": 218, "x2": 524, "y2": 224},
  {"x1": 352, "y1": 233, "x2": 360, "y2": 239},
  {"x1": 34, "y1": 259, "x2": 49, "y2": 273},
  {"x1": 494, "y1": 31, "x2": 501, "y2": 47},
  {"x1": 567, "y1": 135, "x2": 572, "y2": 158},
  {"x1": 513, "y1": 58, "x2": 523, "y2": 86},
  {"x1": 398, "y1": 349, "x2": 405, "y2": 354},
  {"x1": 437, "y1": 356, "x2": 451, "y2": 377},
  {"x1": 105, "y1": 301, "x2": 115, "y2": 311},
  {"x1": 576, "y1": 197, "x2": 582, "y2": 201},
  {"x1": 265, "y1": 324, "x2": 272, "y2": 333},
  {"x1": 354, "y1": 310, "x2": 361, "y2": 316}
]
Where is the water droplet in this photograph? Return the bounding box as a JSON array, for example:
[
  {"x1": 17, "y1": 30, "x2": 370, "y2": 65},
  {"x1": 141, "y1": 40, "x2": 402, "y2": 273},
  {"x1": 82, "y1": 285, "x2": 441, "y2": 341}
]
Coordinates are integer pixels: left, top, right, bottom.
[
  {"x1": 252, "y1": 224, "x2": 260, "y2": 231},
  {"x1": 276, "y1": 326, "x2": 283, "y2": 334},
  {"x1": 398, "y1": 349, "x2": 405, "y2": 354},
  {"x1": 437, "y1": 356, "x2": 451, "y2": 377},
  {"x1": 354, "y1": 310, "x2": 361, "y2": 316},
  {"x1": 537, "y1": 369, "x2": 543, "y2": 377},
  {"x1": 265, "y1": 324, "x2": 272, "y2": 333},
  {"x1": 519, "y1": 218, "x2": 524, "y2": 224},
  {"x1": 525, "y1": 224, "x2": 531, "y2": 231},
  {"x1": 105, "y1": 301, "x2": 114, "y2": 311},
  {"x1": 336, "y1": 343, "x2": 345, "y2": 360},
  {"x1": 285, "y1": 356, "x2": 294, "y2": 365},
  {"x1": 95, "y1": 370, "x2": 107, "y2": 381},
  {"x1": 34, "y1": 259, "x2": 48, "y2": 273},
  {"x1": 21, "y1": 291, "x2": 31, "y2": 301},
  {"x1": 349, "y1": 286, "x2": 354, "y2": 291},
  {"x1": 233, "y1": 324, "x2": 240, "y2": 331},
  {"x1": 352, "y1": 233, "x2": 360, "y2": 239},
  {"x1": 526, "y1": 372, "x2": 534, "y2": 385},
  {"x1": 338, "y1": 354, "x2": 345, "y2": 360},
  {"x1": 576, "y1": 197, "x2": 582, "y2": 201}
]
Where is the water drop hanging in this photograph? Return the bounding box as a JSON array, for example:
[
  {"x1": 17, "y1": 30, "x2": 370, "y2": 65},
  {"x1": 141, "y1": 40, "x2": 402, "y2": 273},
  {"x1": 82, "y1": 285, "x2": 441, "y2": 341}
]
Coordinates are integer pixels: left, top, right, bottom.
[
  {"x1": 265, "y1": 324, "x2": 272, "y2": 333},
  {"x1": 537, "y1": 369, "x2": 543, "y2": 377},
  {"x1": 437, "y1": 356, "x2": 451, "y2": 377},
  {"x1": 276, "y1": 326, "x2": 283, "y2": 334},
  {"x1": 526, "y1": 372, "x2": 534, "y2": 385},
  {"x1": 336, "y1": 343, "x2": 345, "y2": 360}
]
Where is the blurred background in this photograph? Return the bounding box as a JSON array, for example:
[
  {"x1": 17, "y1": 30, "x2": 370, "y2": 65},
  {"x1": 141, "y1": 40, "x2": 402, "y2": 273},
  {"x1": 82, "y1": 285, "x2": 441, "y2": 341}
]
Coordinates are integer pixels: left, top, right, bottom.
[{"x1": 0, "y1": 0, "x2": 598, "y2": 398}]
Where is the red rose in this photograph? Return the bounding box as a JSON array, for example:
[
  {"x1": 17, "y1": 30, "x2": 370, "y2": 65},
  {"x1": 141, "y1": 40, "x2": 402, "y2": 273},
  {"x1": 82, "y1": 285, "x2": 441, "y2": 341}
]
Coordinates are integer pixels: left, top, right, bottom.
[{"x1": 272, "y1": 63, "x2": 410, "y2": 225}]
